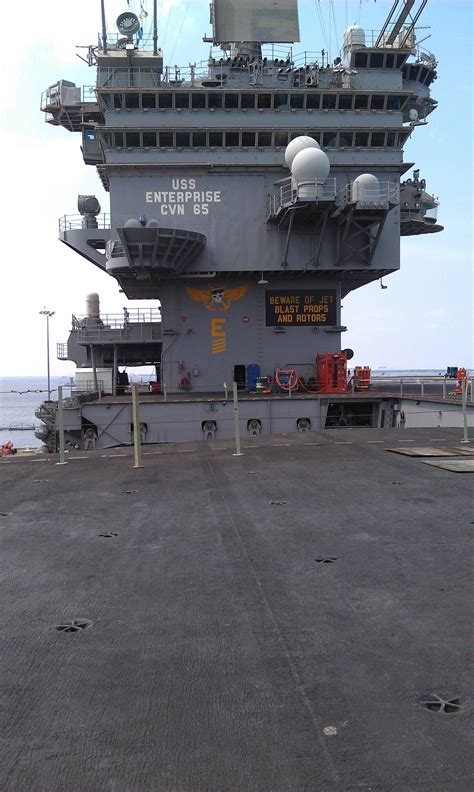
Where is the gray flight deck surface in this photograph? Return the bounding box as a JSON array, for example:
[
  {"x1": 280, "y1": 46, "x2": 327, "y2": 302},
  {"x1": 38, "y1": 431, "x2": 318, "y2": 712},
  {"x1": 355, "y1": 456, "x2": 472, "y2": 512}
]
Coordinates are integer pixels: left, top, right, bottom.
[{"x1": 1, "y1": 428, "x2": 472, "y2": 791}]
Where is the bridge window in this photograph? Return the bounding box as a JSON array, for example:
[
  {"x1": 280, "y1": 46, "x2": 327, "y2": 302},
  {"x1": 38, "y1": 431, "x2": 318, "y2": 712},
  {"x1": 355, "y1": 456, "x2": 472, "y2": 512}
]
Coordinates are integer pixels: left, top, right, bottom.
[
  {"x1": 322, "y1": 94, "x2": 337, "y2": 109},
  {"x1": 385, "y1": 53, "x2": 395, "y2": 68},
  {"x1": 158, "y1": 93, "x2": 172, "y2": 109},
  {"x1": 209, "y1": 131, "x2": 223, "y2": 146},
  {"x1": 354, "y1": 94, "x2": 369, "y2": 110},
  {"x1": 176, "y1": 131, "x2": 190, "y2": 147},
  {"x1": 113, "y1": 93, "x2": 124, "y2": 109},
  {"x1": 114, "y1": 132, "x2": 124, "y2": 147},
  {"x1": 290, "y1": 93, "x2": 304, "y2": 109},
  {"x1": 338, "y1": 94, "x2": 353, "y2": 110},
  {"x1": 242, "y1": 131, "x2": 256, "y2": 147},
  {"x1": 386, "y1": 132, "x2": 396, "y2": 147},
  {"x1": 322, "y1": 131, "x2": 337, "y2": 147},
  {"x1": 258, "y1": 131, "x2": 272, "y2": 147},
  {"x1": 387, "y1": 94, "x2": 406, "y2": 111},
  {"x1": 159, "y1": 131, "x2": 174, "y2": 146},
  {"x1": 370, "y1": 95, "x2": 385, "y2": 110},
  {"x1": 102, "y1": 132, "x2": 113, "y2": 148},
  {"x1": 274, "y1": 130, "x2": 289, "y2": 147},
  {"x1": 224, "y1": 93, "x2": 239, "y2": 109},
  {"x1": 257, "y1": 93, "x2": 272, "y2": 109},
  {"x1": 225, "y1": 131, "x2": 239, "y2": 146},
  {"x1": 142, "y1": 131, "x2": 156, "y2": 147},
  {"x1": 369, "y1": 52, "x2": 384, "y2": 68},
  {"x1": 396, "y1": 54, "x2": 406, "y2": 68},
  {"x1": 125, "y1": 94, "x2": 140, "y2": 109},
  {"x1": 241, "y1": 93, "x2": 255, "y2": 109},
  {"x1": 208, "y1": 93, "x2": 223, "y2": 109},
  {"x1": 339, "y1": 132, "x2": 353, "y2": 147},
  {"x1": 308, "y1": 132, "x2": 321, "y2": 145},
  {"x1": 192, "y1": 131, "x2": 207, "y2": 147},
  {"x1": 142, "y1": 93, "x2": 156, "y2": 109},
  {"x1": 306, "y1": 94, "x2": 320, "y2": 110},
  {"x1": 398, "y1": 131, "x2": 410, "y2": 147},
  {"x1": 192, "y1": 93, "x2": 206, "y2": 109},
  {"x1": 125, "y1": 132, "x2": 140, "y2": 147},
  {"x1": 354, "y1": 52, "x2": 368, "y2": 68},
  {"x1": 274, "y1": 93, "x2": 288, "y2": 109},
  {"x1": 371, "y1": 132, "x2": 386, "y2": 147},
  {"x1": 354, "y1": 131, "x2": 369, "y2": 147},
  {"x1": 175, "y1": 93, "x2": 189, "y2": 109}
]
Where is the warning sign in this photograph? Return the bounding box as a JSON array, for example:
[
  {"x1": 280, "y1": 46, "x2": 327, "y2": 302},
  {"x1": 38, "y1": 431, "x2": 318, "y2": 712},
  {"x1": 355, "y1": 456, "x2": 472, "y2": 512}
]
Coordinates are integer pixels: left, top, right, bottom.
[{"x1": 265, "y1": 290, "x2": 337, "y2": 326}]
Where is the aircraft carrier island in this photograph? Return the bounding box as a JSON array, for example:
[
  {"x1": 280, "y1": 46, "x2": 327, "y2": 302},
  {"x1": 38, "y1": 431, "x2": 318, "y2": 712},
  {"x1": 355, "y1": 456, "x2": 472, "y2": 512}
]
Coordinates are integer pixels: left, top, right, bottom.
[{"x1": 38, "y1": 0, "x2": 444, "y2": 449}]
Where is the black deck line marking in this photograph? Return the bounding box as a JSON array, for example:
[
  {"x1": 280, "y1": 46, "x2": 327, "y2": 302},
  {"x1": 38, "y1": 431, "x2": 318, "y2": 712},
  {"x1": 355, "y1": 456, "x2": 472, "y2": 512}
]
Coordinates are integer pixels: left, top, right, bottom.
[{"x1": 204, "y1": 456, "x2": 342, "y2": 788}]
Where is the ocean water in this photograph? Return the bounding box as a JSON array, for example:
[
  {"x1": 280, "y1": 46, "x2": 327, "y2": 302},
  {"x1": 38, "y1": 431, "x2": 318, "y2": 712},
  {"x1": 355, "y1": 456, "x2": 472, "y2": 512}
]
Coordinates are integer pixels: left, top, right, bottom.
[
  {"x1": 0, "y1": 371, "x2": 448, "y2": 450},
  {"x1": 0, "y1": 377, "x2": 72, "y2": 450}
]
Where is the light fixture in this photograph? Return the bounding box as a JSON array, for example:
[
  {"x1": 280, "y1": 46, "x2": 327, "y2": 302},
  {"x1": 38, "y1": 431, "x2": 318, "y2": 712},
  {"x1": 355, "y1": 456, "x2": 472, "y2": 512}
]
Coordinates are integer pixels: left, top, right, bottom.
[
  {"x1": 39, "y1": 308, "x2": 55, "y2": 401},
  {"x1": 380, "y1": 278, "x2": 387, "y2": 289},
  {"x1": 258, "y1": 272, "x2": 268, "y2": 285}
]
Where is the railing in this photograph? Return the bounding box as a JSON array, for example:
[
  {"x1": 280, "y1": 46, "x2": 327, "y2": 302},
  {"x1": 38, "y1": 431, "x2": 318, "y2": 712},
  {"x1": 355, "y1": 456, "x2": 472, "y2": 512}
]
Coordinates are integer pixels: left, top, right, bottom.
[
  {"x1": 72, "y1": 308, "x2": 162, "y2": 331},
  {"x1": 59, "y1": 214, "x2": 111, "y2": 232},
  {"x1": 57, "y1": 343, "x2": 68, "y2": 360},
  {"x1": 342, "y1": 181, "x2": 400, "y2": 206},
  {"x1": 267, "y1": 177, "x2": 337, "y2": 215},
  {"x1": 41, "y1": 85, "x2": 98, "y2": 111}
]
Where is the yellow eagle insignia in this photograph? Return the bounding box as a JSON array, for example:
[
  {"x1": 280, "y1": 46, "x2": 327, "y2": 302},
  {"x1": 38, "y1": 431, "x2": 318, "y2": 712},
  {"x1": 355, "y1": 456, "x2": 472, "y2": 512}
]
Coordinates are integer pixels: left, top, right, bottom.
[{"x1": 186, "y1": 285, "x2": 248, "y2": 312}]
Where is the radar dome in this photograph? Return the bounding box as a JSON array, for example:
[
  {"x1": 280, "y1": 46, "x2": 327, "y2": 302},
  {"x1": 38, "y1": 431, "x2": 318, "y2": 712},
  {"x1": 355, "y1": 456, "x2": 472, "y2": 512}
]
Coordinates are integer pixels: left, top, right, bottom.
[
  {"x1": 291, "y1": 147, "x2": 330, "y2": 181},
  {"x1": 343, "y1": 25, "x2": 366, "y2": 48},
  {"x1": 352, "y1": 173, "x2": 380, "y2": 202},
  {"x1": 284, "y1": 136, "x2": 320, "y2": 169},
  {"x1": 124, "y1": 218, "x2": 142, "y2": 228},
  {"x1": 146, "y1": 219, "x2": 160, "y2": 228},
  {"x1": 86, "y1": 292, "x2": 100, "y2": 318}
]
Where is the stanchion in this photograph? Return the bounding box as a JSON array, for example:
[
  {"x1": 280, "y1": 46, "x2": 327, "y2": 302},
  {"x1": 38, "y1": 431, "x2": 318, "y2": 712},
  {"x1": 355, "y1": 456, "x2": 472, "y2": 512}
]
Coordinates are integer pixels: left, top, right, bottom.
[
  {"x1": 461, "y1": 376, "x2": 470, "y2": 444},
  {"x1": 56, "y1": 386, "x2": 68, "y2": 466},
  {"x1": 132, "y1": 383, "x2": 144, "y2": 467},
  {"x1": 232, "y1": 381, "x2": 243, "y2": 457}
]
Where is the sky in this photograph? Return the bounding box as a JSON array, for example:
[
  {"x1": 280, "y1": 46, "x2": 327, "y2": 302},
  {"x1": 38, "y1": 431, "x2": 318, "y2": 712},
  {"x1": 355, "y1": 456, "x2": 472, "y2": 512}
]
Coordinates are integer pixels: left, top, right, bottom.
[{"x1": 0, "y1": 0, "x2": 472, "y2": 376}]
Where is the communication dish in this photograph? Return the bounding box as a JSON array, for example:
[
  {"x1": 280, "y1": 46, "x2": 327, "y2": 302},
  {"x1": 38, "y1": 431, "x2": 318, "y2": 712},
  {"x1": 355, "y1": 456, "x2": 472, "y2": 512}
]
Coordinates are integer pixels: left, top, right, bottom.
[
  {"x1": 342, "y1": 348, "x2": 354, "y2": 360},
  {"x1": 116, "y1": 12, "x2": 140, "y2": 37}
]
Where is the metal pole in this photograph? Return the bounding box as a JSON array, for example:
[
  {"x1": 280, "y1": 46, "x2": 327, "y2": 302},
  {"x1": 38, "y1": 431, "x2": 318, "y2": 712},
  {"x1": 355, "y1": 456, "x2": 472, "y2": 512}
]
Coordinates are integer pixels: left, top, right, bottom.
[
  {"x1": 232, "y1": 381, "x2": 243, "y2": 456},
  {"x1": 101, "y1": 0, "x2": 108, "y2": 53},
  {"x1": 461, "y1": 376, "x2": 470, "y2": 444},
  {"x1": 421, "y1": 379, "x2": 424, "y2": 397},
  {"x1": 442, "y1": 379, "x2": 446, "y2": 399},
  {"x1": 46, "y1": 314, "x2": 51, "y2": 401},
  {"x1": 113, "y1": 345, "x2": 118, "y2": 396},
  {"x1": 132, "y1": 383, "x2": 144, "y2": 467},
  {"x1": 399, "y1": 378, "x2": 403, "y2": 397},
  {"x1": 56, "y1": 386, "x2": 68, "y2": 465},
  {"x1": 90, "y1": 345, "x2": 99, "y2": 393},
  {"x1": 153, "y1": 0, "x2": 158, "y2": 55}
]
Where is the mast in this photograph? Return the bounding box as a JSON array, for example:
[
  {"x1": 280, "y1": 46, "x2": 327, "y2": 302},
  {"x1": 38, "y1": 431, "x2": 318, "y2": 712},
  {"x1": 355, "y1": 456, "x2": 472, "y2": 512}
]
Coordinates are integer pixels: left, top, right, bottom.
[
  {"x1": 100, "y1": 0, "x2": 108, "y2": 54},
  {"x1": 153, "y1": 0, "x2": 158, "y2": 55}
]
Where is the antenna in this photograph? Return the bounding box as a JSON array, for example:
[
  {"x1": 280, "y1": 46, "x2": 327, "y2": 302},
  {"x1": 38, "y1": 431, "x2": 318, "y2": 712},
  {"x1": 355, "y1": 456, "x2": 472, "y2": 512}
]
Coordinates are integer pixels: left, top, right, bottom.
[
  {"x1": 116, "y1": 11, "x2": 140, "y2": 38},
  {"x1": 153, "y1": 0, "x2": 158, "y2": 55},
  {"x1": 100, "y1": 0, "x2": 107, "y2": 54}
]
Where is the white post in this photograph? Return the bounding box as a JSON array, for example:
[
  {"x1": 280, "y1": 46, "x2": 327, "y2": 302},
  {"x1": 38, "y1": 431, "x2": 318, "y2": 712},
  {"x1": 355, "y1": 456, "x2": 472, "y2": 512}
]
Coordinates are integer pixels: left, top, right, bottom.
[
  {"x1": 232, "y1": 382, "x2": 243, "y2": 457},
  {"x1": 132, "y1": 383, "x2": 144, "y2": 467},
  {"x1": 56, "y1": 386, "x2": 68, "y2": 466},
  {"x1": 461, "y1": 376, "x2": 470, "y2": 444}
]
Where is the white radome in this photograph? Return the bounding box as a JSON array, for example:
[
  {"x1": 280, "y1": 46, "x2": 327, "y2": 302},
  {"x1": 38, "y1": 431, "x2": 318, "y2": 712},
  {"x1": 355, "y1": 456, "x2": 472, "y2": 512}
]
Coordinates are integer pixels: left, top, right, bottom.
[
  {"x1": 284, "y1": 135, "x2": 320, "y2": 169},
  {"x1": 352, "y1": 173, "x2": 380, "y2": 201},
  {"x1": 291, "y1": 147, "x2": 330, "y2": 181}
]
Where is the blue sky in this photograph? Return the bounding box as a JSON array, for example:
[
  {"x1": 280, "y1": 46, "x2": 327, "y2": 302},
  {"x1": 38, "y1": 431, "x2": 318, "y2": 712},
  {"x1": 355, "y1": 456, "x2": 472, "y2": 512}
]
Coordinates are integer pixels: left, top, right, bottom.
[{"x1": 0, "y1": 0, "x2": 472, "y2": 374}]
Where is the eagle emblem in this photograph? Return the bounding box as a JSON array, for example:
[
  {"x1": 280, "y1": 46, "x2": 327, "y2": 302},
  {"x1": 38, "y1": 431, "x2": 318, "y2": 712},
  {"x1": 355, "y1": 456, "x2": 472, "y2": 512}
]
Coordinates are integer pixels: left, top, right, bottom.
[{"x1": 186, "y1": 285, "x2": 248, "y2": 312}]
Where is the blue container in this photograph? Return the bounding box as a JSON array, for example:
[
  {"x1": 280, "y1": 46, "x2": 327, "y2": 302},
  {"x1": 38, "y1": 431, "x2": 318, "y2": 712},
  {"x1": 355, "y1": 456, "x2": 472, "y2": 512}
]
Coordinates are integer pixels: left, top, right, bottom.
[{"x1": 247, "y1": 364, "x2": 260, "y2": 391}]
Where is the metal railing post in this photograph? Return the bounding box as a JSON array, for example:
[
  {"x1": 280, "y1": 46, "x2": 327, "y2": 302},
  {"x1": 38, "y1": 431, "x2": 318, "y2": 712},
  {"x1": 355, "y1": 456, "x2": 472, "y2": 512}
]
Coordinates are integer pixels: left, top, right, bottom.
[
  {"x1": 232, "y1": 381, "x2": 243, "y2": 457},
  {"x1": 132, "y1": 383, "x2": 144, "y2": 467},
  {"x1": 421, "y1": 379, "x2": 424, "y2": 397},
  {"x1": 56, "y1": 386, "x2": 68, "y2": 466},
  {"x1": 461, "y1": 376, "x2": 470, "y2": 444},
  {"x1": 442, "y1": 379, "x2": 447, "y2": 399},
  {"x1": 399, "y1": 378, "x2": 403, "y2": 396}
]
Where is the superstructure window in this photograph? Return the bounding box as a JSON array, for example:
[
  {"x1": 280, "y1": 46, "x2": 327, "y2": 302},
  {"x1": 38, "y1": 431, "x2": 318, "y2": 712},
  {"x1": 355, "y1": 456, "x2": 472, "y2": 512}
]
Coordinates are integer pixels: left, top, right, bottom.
[
  {"x1": 114, "y1": 132, "x2": 124, "y2": 147},
  {"x1": 142, "y1": 131, "x2": 156, "y2": 147},
  {"x1": 354, "y1": 94, "x2": 369, "y2": 110},
  {"x1": 385, "y1": 53, "x2": 395, "y2": 68},
  {"x1": 125, "y1": 132, "x2": 140, "y2": 147},
  {"x1": 125, "y1": 94, "x2": 140, "y2": 109},
  {"x1": 274, "y1": 130, "x2": 289, "y2": 147},
  {"x1": 386, "y1": 132, "x2": 396, "y2": 147},
  {"x1": 396, "y1": 54, "x2": 406, "y2": 68},
  {"x1": 209, "y1": 131, "x2": 223, "y2": 146},
  {"x1": 354, "y1": 131, "x2": 369, "y2": 147},
  {"x1": 371, "y1": 132, "x2": 386, "y2": 147},
  {"x1": 398, "y1": 131, "x2": 410, "y2": 147},
  {"x1": 113, "y1": 93, "x2": 124, "y2": 109},
  {"x1": 322, "y1": 131, "x2": 337, "y2": 147},
  {"x1": 339, "y1": 132, "x2": 353, "y2": 147},
  {"x1": 241, "y1": 93, "x2": 255, "y2": 109},
  {"x1": 370, "y1": 95, "x2": 385, "y2": 110},
  {"x1": 175, "y1": 93, "x2": 189, "y2": 109},
  {"x1": 354, "y1": 52, "x2": 368, "y2": 68},
  {"x1": 224, "y1": 93, "x2": 239, "y2": 109},
  {"x1": 258, "y1": 131, "x2": 272, "y2": 147},
  {"x1": 159, "y1": 131, "x2": 174, "y2": 146},
  {"x1": 208, "y1": 93, "x2": 223, "y2": 109},
  {"x1": 322, "y1": 94, "x2": 337, "y2": 109},
  {"x1": 257, "y1": 93, "x2": 272, "y2": 109},
  {"x1": 158, "y1": 93, "x2": 172, "y2": 108},
  {"x1": 242, "y1": 131, "x2": 256, "y2": 147},
  {"x1": 369, "y1": 52, "x2": 384, "y2": 68},
  {"x1": 192, "y1": 131, "x2": 207, "y2": 147},
  {"x1": 192, "y1": 93, "x2": 206, "y2": 109},
  {"x1": 225, "y1": 131, "x2": 239, "y2": 146},
  {"x1": 290, "y1": 93, "x2": 304, "y2": 109},
  {"x1": 306, "y1": 94, "x2": 320, "y2": 110},
  {"x1": 308, "y1": 132, "x2": 321, "y2": 145},
  {"x1": 142, "y1": 93, "x2": 156, "y2": 109},
  {"x1": 176, "y1": 131, "x2": 190, "y2": 147},
  {"x1": 386, "y1": 94, "x2": 406, "y2": 111},
  {"x1": 274, "y1": 93, "x2": 288, "y2": 109},
  {"x1": 102, "y1": 132, "x2": 113, "y2": 148},
  {"x1": 338, "y1": 94, "x2": 353, "y2": 110}
]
